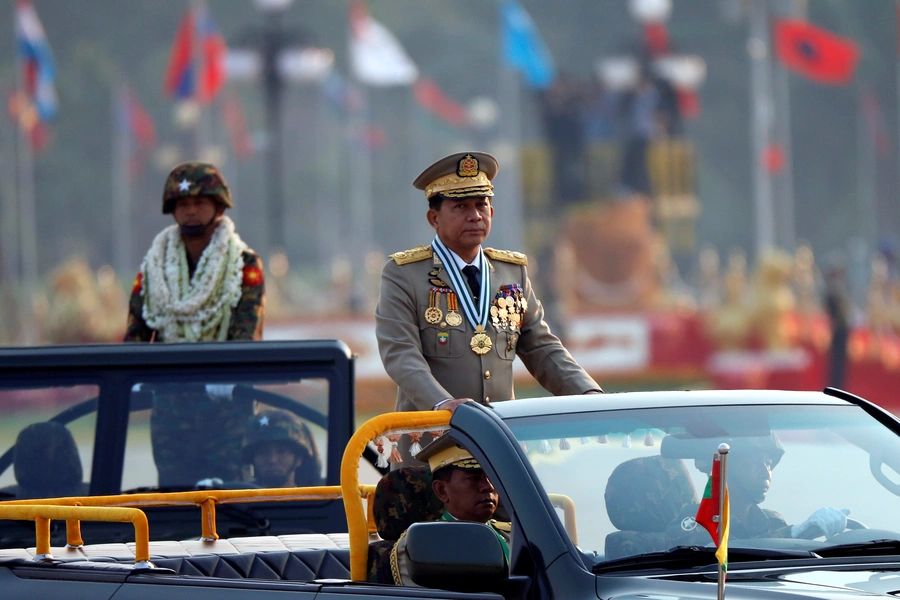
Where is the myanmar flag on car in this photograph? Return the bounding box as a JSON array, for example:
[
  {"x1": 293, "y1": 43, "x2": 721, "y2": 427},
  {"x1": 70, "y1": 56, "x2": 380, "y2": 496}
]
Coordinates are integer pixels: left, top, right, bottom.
[
  {"x1": 774, "y1": 19, "x2": 860, "y2": 86},
  {"x1": 695, "y1": 454, "x2": 730, "y2": 571}
]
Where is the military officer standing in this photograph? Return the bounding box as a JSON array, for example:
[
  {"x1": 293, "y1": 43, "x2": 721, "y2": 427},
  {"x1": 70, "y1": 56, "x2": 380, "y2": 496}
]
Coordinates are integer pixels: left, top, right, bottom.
[
  {"x1": 123, "y1": 160, "x2": 264, "y2": 343},
  {"x1": 376, "y1": 152, "x2": 602, "y2": 463},
  {"x1": 123, "y1": 161, "x2": 265, "y2": 487}
]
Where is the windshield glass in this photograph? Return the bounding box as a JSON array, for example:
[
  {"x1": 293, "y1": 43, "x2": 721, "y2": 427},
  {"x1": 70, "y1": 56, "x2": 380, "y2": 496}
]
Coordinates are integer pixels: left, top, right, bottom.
[
  {"x1": 124, "y1": 377, "x2": 329, "y2": 491},
  {"x1": 0, "y1": 384, "x2": 97, "y2": 500},
  {"x1": 506, "y1": 402, "x2": 900, "y2": 563}
]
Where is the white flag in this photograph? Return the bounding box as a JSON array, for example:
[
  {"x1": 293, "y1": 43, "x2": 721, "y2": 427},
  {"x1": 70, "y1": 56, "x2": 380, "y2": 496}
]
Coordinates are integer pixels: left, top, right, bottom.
[{"x1": 349, "y1": 2, "x2": 418, "y2": 86}]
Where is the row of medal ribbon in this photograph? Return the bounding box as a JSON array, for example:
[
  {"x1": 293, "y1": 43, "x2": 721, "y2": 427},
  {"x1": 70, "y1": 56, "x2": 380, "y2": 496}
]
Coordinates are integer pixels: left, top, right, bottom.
[{"x1": 424, "y1": 285, "x2": 528, "y2": 332}]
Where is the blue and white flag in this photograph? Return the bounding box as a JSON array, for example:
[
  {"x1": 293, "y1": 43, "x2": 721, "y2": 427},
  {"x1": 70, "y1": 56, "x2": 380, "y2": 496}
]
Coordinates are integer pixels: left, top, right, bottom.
[
  {"x1": 15, "y1": 0, "x2": 58, "y2": 122},
  {"x1": 501, "y1": 0, "x2": 556, "y2": 90}
]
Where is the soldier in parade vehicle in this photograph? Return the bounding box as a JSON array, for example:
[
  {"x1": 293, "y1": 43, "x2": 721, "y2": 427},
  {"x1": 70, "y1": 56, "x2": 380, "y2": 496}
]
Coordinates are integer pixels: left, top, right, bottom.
[
  {"x1": 665, "y1": 434, "x2": 849, "y2": 545},
  {"x1": 241, "y1": 409, "x2": 324, "y2": 488},
  {"x1": 123, "y1": 161, "x2": 266, "y2": 487},
  {"x1": 375, "y1": 151, "x2": 602, "y2": 465},
  {"x1": 123, "y1": 160, "x2": 265, "y2": 343}
]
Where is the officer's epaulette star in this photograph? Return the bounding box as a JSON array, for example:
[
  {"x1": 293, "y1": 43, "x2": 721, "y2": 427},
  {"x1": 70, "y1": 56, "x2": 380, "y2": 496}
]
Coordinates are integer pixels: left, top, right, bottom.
[
  {"x1": 484, "y1": 247, "x2": 528, "y2": 266},
  {"x1": 389, "y1": 245, "x2": 434, "y2": 265}
]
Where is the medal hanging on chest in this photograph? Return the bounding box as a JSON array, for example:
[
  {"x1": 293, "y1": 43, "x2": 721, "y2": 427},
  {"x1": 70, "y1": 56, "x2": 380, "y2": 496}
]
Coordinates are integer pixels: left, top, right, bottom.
[
  {"x1": 431, "y1": 238, "x2": 492, "y2": 355},
  {"x1": 445, "y1": 292, "x2": 463, "y2": 327},
  {"x1": 424, "y1": 288, "x2": 443, "y2": 325},
  {"x1": 470, "y1": 325, "x2": 492, "y2": 354},
  {"x1": 493, "y1": 284, "x2": 526, "y2": 332}
]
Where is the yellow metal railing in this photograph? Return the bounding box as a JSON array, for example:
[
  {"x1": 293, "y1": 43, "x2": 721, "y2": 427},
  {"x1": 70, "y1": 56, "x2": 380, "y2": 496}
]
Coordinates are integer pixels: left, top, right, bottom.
[
  {"x1": 2, "y1": 485, "x2": 377, "y2": 542},
  {"x1": 548, "y1": 494, "x2": 578, "y2": 546},
  {"x1": 0, "y1": 504, "x2": 150, "y2": 564},
  {"x1": 341, "y1": 411, "x2": 451, "y2": 581}
]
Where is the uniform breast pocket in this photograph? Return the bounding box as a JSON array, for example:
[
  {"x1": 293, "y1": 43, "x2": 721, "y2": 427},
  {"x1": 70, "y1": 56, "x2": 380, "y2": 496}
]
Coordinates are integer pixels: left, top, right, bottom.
[
  {"x1": 496, "y1": 331, "x2": 518, "y2": 361},
  {"x1": 419, "y1": 305, "x2": 466, "y2": 358}
]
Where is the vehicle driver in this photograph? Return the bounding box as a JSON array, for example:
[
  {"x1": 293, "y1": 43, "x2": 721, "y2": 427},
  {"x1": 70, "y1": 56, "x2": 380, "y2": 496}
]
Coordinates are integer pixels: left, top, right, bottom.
[
  {"x1": 390, "y1": 435, "x2": 510, "y2": 586},
  {"x1": 666, "y1": 434, "x2": 849, "y2": 543},
  {"x1": 241, "y1": 409, "x2": 323, "y2": 488}
]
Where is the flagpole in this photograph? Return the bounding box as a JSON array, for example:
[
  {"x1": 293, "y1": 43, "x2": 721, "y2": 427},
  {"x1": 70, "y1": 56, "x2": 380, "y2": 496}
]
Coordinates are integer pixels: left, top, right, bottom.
[
  {"x1": 717, "y1": 443, "x2": 730, "y2": 600},
  {"x1": 112, "y1": 81, "x2": 133, "y2": 281},
  {"x1": 857, "y1": 81, "x2": 878, "y2": 244},
  {"x1": 348, "y1": 83, "x2": 374, "y2": 313},
  {"x1": 495, "y1": 62, "x2": 524, "y2": 251},
  {"x1": 771, "y1": 1, "x2": 794, "y2": 251},
  {"x1": 749, "y1": 0, "x2": 775, "y2": 258},
  {"x1": 13, "y1": 2, "x2": 39, "y2": 346},
  {"x1": 0, "y1": 81, "x2": 20, "y2": 291},
  {"x1": 895, "y1": 0, "x2": 900, "y2": 234}
]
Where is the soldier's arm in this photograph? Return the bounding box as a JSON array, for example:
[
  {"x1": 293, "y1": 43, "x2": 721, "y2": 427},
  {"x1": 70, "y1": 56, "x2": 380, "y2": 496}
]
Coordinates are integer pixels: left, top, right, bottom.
[
  {"x1": 228, "y1": 252, "x2": 265, "y2": 341},
  {"x1": 514, "y1": 265, "x2": 602, "y2": 395},
  {"x1": 122, "y1": 274, "x2": 154, "y2": 342},
  {"x1": 375, "y1": 260, "x2": 452, "y2": 411}
]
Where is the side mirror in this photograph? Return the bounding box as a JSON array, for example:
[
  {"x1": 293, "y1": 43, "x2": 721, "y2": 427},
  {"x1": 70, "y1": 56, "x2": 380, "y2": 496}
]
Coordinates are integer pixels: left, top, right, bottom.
[{"x1": 406, "y1": 521, "x2": 508, "y2": 590}]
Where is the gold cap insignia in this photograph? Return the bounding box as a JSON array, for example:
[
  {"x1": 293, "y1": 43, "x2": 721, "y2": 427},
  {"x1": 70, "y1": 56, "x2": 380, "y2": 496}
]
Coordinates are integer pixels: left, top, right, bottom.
[{"x1": 457, "y1": 154, "x2": 479, "y2": 177}]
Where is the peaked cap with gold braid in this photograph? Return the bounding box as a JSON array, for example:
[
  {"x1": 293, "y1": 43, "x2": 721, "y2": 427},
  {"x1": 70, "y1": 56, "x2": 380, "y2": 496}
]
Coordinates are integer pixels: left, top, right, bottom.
[
  {"x1": 413, "y1": 152, "x2": 499, "y2": 201},
  {"x1": 416, "y1": 434, "x2": 482, "y2": 474}
]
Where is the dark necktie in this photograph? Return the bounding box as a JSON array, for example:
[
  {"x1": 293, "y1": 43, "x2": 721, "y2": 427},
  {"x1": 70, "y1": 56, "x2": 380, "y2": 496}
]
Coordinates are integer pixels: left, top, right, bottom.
[{"x1": 462, "y1": 265, "x2": 481, "y2": 302}]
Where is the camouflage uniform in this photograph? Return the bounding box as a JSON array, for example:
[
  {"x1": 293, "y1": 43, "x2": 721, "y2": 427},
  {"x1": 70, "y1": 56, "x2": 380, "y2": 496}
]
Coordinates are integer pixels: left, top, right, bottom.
[
  {"x1": 125, "y1": 162, "x2": 265, "y2": 487},
  {"x1": 242, "y1": 409, "x2": 323, "y2": 487},
  {"x1": 123, "y1": 161, "x2": 265, "y2": 342},
  {"x1": 150, "y1": 385, "x2": 254, "y2": 487},
  {"x1": 666, "y1": 502, "x2": 790, "y2": 546}
]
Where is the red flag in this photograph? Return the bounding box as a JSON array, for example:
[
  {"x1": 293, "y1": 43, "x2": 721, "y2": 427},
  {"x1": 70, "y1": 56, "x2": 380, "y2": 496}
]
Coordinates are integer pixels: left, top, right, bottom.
[
  {"x1": 774, "y1": 19, "x2": 860, "y2": 86},
  {"x1": 163, "y1": 6, "x2": 227, "y2": 103},
  {"x1": 163, "y1": 9, "x2": 195, "y2": 99},
  {"x1": 126, "y1": 91, "x2": 156, "y2": 150},
  {"x1": 221, "y1": 90, "x2": 254, "y2": 160},
  {"x1": 196, "y1": 6, "x2": 227, "y2": 103},
  {"x1": 413, "y1": 78, "x2": 469, "y2": 127},
  {"x1": 643, "y1": 22, "x2": 670, "y2": 56},
  {"x1": 695, "y1": 454, "x2": 721, "y2": 545}
]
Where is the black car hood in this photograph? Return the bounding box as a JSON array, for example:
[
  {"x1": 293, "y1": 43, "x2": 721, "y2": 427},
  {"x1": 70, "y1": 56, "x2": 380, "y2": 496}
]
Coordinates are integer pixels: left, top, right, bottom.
[{"x1": 603, "y1": 566, "x2": 900, "y2": 600}]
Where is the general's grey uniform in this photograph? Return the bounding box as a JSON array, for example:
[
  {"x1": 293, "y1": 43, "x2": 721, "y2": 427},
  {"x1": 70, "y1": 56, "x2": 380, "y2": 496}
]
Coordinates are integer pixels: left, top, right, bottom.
[
  {"x1": 376, "y1": 246, "x2": 600, "y2": 412},
  {"x1": 376, "y1": 150, "x2": 601, "y2": 466}
]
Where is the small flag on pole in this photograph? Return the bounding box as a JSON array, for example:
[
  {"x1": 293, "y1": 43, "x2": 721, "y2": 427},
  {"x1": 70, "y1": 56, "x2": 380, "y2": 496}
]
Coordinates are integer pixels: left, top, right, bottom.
[
  {"x1": 15, "y1": 0, "x2": 58, "y2": 123},
  {"x1": 163, "y1": 5, "x2": 227, "y2": 103},
  {"x1": 774, "y1": 19, "x2": 860, "y2": 86},
  {"x1": 348, "y1": 1, "x2": 418, "y2": 86},
  {"x1": 500, "y1": 0, "x2": 556, "y2": 90},
  {"x1": 695, "y1": 451, "x2": 730, "y2": 574}
]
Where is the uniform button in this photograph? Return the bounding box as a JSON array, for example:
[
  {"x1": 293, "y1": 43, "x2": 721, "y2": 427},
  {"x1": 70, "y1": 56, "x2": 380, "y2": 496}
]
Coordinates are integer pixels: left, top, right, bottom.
[
  {"x1": 484, "y1": 396, "x2": 490, "y2": 403},
  {"x1": 484, "y1": 370, "x2": 491, "y2": 379}
]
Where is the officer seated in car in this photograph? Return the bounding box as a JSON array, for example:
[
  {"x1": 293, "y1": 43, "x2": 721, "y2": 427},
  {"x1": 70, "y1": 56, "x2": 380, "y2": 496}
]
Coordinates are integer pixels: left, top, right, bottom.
[
  {"x1": 241, "y1": 409, "x2": 323, "y2": 488},
  {"x1": 390, "y1": 435, "x2": 510, "y2": 586},
  {"x1": 666, "y1": 433, "x2": 848, "y2": 544}
]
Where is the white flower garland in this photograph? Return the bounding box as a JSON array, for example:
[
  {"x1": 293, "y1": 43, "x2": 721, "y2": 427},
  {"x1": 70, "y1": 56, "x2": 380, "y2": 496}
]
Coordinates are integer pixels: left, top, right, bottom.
[{"x1": 140, "y1": 216, "x2": 248, "y2": 342}]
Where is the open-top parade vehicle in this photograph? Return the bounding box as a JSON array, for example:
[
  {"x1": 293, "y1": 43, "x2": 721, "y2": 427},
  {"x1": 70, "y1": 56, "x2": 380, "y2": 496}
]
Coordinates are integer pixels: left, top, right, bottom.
[
  {"x1": 3, "y1": 341, "x2": 900, "y2": 599},
  {"x1": 0, "y1": 340, "x2": 383, "y2": 548}
]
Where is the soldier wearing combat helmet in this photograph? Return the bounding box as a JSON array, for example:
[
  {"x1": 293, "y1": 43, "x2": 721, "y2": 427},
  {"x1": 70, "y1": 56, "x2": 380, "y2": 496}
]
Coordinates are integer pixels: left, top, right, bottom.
[
  {"x1": 124, "y1": 161, "x2": 265, "y2": 488},
  {"x1": 124, "y1": 160, "x2": 264, "y2": 343},
  {"x1": 242, "y1": 410, "x2": 323, "y2": 488},
  {"x1": 375, "y1": 151, "x2": 602, "y2": 467}
]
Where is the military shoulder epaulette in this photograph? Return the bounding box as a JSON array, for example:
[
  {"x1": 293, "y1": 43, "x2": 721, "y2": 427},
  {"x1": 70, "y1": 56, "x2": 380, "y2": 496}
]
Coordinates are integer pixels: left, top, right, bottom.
[
  {"x1": 484, "y1": 247, "x2": 528, "y2": 266},
  {"x1": 490, "y1": 519, "x2": 512, "y2": 532},
  {"x1": 389, "y1": 245, "x2": 433, "y2": 265}
]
